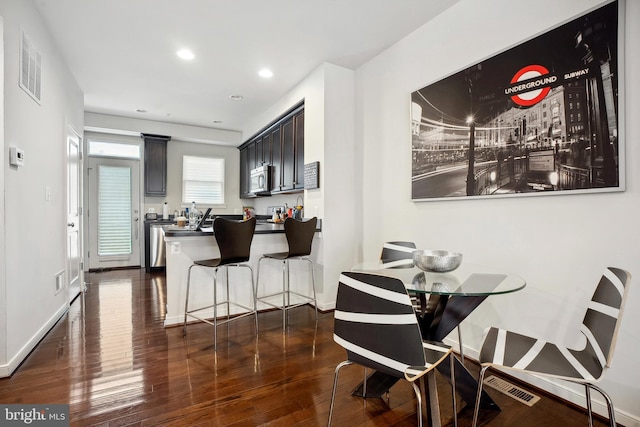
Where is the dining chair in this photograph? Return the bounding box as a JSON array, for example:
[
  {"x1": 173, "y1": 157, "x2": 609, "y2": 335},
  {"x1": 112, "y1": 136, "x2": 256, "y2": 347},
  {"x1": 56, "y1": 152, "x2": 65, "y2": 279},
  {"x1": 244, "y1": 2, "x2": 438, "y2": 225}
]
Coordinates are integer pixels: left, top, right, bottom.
[
  {"x1": 329, "y1": 271, "x2": 457, "y2": 427},
  {"x1": 256, "y1": 217, "x2": 318, "y2": 330},
  {"x1": 472, "y1": 267, "x2": 631, "y2": 427},
  {"x1": 380, "y1": 241, "x2": 422, "y2": 312},
  {"x1": 380, "y1": 241, "x2": 467, "y2": 362},
  {"x1": 380, "y1": 241, "x2": 417, "y2": 268},
  {"x1": 183, "y1": 217, "x2": 258, "y2": 350}
]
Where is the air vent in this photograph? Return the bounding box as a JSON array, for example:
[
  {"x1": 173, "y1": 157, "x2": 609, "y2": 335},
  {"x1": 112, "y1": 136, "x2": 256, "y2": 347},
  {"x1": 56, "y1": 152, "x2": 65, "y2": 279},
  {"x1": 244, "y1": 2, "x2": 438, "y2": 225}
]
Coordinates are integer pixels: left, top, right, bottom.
[
  {"x1": 484, "y1": 375, "x2": 541, "y2": 407},
  {"x1": 20, "y1": 30, "x2": 42, "y2": 104}
]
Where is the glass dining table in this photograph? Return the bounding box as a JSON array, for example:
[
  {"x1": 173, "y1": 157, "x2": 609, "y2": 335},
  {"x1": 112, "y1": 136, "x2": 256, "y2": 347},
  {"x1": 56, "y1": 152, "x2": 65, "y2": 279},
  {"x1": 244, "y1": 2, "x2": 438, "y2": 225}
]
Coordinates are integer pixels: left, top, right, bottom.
[{"x1": 350, "y1": 261, "x2": 526, "y2": 425}]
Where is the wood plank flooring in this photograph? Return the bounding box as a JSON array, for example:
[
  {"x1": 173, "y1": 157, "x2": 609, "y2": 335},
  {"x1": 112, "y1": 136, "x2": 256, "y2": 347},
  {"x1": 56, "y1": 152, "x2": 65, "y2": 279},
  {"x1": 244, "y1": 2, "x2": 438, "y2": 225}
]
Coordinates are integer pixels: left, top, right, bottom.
[{"x1": 0, "y1": 269, "x2": 613, "y2": 426}]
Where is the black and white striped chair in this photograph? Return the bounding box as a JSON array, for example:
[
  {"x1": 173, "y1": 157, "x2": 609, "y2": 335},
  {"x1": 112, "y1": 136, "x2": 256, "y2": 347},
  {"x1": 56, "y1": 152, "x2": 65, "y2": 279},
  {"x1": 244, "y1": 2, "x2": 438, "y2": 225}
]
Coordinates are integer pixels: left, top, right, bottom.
[
  {"x1": 329, "y1": 272, "x2": 457, "y2": 427},
  {"x1": 380, "y1": 241, "x2": 417, "y2": 269},
  {"x1": 472, "y1": 267, "x2": 631, "y2": 427},
  {"x1": 380, "y1": 241, "x2": 423, "y2": 313}
]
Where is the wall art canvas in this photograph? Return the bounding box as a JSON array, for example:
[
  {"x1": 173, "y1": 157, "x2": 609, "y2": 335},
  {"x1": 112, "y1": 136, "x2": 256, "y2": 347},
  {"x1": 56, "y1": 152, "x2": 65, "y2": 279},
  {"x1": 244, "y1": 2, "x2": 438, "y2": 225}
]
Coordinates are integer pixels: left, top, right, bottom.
[{"x1": 411, "y1": 0, "x2": 623, "y2": 200}]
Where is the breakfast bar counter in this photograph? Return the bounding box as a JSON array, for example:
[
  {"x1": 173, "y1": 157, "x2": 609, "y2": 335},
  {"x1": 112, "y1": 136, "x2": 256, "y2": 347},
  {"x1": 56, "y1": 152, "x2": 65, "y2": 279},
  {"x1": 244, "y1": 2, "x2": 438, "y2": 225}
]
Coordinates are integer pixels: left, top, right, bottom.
[{"x1": 162, "y1": 220, "x2": 322, "y2": 326}]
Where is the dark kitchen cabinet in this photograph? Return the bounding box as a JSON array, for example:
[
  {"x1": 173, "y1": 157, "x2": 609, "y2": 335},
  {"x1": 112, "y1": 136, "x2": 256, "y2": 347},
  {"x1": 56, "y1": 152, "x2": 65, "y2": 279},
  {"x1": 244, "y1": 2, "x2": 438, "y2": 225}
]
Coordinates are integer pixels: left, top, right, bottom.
[
  {"x1": 239, "y1": 145, "x2": 250, "y2": 198},
  {"x1": 270, "y1": 127, "x2": 282, "y2": 191},
  {"x1": 278, "y1": 108, "x2": 305, "y2": 192},
  {"x1": 294, "y1": 110, "x2": 305, "y2": 190},
  {"x1": 280, "y1": 116, "x2": 295, "y2": 192},
  {"x1": 142, "y1": 133, "x2": 171, "y2": 197},
  {"x1": 238, "y1": 102, "x2": 304, "y2": 198}
]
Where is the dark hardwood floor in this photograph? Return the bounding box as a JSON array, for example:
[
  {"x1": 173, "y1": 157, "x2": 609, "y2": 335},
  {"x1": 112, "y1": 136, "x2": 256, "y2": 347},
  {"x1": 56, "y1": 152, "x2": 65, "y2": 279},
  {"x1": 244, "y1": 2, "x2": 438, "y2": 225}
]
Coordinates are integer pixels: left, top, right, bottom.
[{"x1": 0, "y1": 269, "x2": 612, "y2": 426}]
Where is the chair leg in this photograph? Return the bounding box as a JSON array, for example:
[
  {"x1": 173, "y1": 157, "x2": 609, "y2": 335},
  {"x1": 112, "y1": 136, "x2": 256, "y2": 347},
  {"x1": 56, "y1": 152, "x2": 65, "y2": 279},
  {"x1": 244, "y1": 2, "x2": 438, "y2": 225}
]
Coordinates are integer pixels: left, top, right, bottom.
[
  {"x1": 585, "y1": 383, "x2": 617, "y2": 427},
  {"x1": 306, "y1": 258, "x2": 318, "y2": 320},
  {"x1": 213, "y1": 267, "x2": 219, "y2": 351},
  {"x1": 183, "y1": 264, "x2": 196, "y2": 336},
  {"x1": 410, "y1": 380, "x2": 423, "y2": 427},
  {"x1": 457, "y1": 325, "x2": 464, "y2": 364},
  {"x1": 248, "y1": 264, "x2": 259, "y2": 337},
  {"x1": 471, "y1": 365, "x2": 490, "y2": 427},
  {"x1": 450, "y1": 353, "x2": 458, "y2": 427},
  {"x1": 328, "y1": 360, "x2": 353, "y2": 427},
  {"x1": 583, "y1": 383, "x2": 593, "y2": 427},
  {"x1": 282, "y1": 260, "x2": 288, "y2": 331},
  {"x1": 363, "y1": 367, "x2": 367, "y2": 398}
]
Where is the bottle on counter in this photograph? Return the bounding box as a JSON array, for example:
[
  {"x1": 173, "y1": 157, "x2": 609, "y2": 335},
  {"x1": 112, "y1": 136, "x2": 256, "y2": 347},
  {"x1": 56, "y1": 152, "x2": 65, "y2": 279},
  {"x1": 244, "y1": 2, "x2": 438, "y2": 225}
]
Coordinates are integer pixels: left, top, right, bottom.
[
  {"x1": 162, "y1": 202, "x2": 169, "y2": 219},
  {"x1": 189, "y1": 201, "x2": 199, "y2": 229}
]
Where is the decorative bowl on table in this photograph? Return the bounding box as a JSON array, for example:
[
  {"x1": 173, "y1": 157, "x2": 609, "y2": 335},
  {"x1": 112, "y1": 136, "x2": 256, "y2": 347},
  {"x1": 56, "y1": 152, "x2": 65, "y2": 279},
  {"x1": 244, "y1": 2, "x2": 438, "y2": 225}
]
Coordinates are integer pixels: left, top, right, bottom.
[{"x1": 412, "y1": 249, "x2": 463, "y2": 273}]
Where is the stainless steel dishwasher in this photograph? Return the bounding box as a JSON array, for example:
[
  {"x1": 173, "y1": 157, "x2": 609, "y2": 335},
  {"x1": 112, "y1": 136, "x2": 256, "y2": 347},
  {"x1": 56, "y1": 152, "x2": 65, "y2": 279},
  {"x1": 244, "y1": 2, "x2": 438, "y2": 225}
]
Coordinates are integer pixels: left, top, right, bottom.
[
  {"x1": 145, "y1": 218, "x2": 175, "y2": 271},
  {"x1": 149, "y1": 223, "x2": 166, "y2": 269}
]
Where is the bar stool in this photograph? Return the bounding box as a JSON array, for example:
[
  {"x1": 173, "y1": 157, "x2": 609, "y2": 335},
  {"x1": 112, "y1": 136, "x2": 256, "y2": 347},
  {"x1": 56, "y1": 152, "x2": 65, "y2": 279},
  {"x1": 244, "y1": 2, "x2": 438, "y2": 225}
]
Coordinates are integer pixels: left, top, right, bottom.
[
  {"x1": 256, "y1": 217, "x2": 318, "y2": 330},
  {"x1": 183, "y1": 217, "x2": 258, "y2": 350}
]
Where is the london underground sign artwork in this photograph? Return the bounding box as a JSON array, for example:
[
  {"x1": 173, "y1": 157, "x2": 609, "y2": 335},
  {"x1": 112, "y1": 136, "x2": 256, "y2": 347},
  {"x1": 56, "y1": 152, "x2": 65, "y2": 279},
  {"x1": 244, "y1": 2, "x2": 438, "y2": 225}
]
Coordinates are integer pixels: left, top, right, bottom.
[
  {"x1": 410, "y1": 0, "x2": 621, "y2": 200},
  {"x1": 505, "y1": 64, "x2": 557, "y2": 107}
]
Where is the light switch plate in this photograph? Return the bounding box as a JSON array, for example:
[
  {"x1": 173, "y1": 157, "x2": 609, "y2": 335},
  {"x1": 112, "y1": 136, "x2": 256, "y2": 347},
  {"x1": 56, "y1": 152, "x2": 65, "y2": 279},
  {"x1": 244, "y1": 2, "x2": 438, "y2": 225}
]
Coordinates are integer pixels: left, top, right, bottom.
[{"x1": 171, "y1": 242, "x2": 181, "y2": 255}]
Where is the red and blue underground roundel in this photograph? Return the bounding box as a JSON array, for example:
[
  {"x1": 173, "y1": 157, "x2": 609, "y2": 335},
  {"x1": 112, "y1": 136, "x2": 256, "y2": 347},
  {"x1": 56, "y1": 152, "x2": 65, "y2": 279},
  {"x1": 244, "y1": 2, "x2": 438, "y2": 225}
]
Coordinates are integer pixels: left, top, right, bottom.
[{"x1": 507, "y1": 64, "x2": 556, "y2": 107}]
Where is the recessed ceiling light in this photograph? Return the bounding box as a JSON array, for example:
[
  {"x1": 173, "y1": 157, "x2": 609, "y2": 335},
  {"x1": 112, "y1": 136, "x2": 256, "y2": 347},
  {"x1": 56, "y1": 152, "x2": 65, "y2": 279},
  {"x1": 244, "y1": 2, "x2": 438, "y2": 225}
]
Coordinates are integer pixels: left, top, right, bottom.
[
  {"x1": 258, "y1": 68, "x2": 273, "y2": 78},
  {"x1": 229, "y1": 95, "x2": 243, "y2": 101},
  {"x1": 176, "y1": 49, "x2": 195, "y2": 60}
]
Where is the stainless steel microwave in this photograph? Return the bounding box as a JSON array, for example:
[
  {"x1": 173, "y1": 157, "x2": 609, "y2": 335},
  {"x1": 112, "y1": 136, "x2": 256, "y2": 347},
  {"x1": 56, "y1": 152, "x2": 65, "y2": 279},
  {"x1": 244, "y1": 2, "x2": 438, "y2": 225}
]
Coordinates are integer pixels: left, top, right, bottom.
[{"x1": 250, "y1": 165, "x2": 271, "y2": 194}]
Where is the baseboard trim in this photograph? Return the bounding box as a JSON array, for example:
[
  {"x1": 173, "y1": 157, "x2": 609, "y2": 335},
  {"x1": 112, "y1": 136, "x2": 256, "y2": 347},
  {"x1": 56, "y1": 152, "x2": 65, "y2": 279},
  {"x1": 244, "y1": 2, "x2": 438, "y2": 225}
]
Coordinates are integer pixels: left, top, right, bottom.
[{"x1": 0, "y1": 303, "x2": 69, "y2": 378}]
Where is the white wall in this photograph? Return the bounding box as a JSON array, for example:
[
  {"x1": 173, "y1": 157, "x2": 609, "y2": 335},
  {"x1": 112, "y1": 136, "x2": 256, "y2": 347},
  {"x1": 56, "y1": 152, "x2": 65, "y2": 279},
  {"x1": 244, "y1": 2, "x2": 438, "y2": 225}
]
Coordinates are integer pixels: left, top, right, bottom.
[
  {"x1": 242, "y1": 63, "x2": 359, "y2": 309},
  {"x1": 0, "y1": 0, "x2": 84, "y2": 375},
  {"x1": 0, "y1": 16, "x2": 7, "y2": 370},
  {"x1": 356, "y1": 0, "x2": 639, "y2": 424}
]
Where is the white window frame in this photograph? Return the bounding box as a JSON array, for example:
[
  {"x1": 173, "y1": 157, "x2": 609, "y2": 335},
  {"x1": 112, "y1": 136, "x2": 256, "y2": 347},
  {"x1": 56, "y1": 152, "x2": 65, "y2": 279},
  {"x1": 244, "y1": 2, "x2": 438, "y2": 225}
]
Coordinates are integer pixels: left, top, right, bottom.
[{"x1": 182, "y1": 155, "x2": 225, "y2": 206}]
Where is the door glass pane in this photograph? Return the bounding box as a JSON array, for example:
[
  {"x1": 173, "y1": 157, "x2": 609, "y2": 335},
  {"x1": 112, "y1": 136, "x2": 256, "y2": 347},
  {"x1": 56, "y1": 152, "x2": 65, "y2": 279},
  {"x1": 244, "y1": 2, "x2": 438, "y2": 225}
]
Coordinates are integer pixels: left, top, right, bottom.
[{"x1": 98, "y1": 165, "x2": 132, "y2": 256}]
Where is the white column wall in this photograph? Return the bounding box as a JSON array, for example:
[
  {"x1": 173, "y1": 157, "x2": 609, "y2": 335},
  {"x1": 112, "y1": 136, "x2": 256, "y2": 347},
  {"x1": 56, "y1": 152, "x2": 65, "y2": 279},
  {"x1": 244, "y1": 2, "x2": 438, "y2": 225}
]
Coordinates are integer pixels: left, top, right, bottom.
[
  {"x1": 243, "y1": 63, "x2": 359, "y2": 311},
  {"x1": 355, "y1": 0, "x2": 640, "y2": 424},
  {"x1": 0, "y1": 0, "x2": 84, "y2": 375}
]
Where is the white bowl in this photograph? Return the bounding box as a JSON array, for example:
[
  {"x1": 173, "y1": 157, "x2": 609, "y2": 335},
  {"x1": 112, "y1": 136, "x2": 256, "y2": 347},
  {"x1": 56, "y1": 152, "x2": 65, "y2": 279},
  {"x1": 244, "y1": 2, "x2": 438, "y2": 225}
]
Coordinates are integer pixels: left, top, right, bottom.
[{"x1": 412, "y1": 249, "x2": 463, "y2": 273}]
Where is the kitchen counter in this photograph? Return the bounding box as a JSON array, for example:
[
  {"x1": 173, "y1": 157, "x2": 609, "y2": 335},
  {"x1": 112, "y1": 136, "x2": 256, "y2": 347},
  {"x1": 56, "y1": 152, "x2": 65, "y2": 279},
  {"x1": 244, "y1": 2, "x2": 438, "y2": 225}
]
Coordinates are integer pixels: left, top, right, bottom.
[
  {"x1": 163, "y1": 218, "x2": 321, "y2": 237},
  {"x1": 162, "y1": 218, "x2": 322, "y2": 326}
]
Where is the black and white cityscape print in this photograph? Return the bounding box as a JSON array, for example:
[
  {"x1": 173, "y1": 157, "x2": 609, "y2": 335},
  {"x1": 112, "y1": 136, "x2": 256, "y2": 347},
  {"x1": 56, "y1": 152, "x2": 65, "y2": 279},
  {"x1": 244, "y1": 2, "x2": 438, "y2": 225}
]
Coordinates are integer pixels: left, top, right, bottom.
[{"x1": 411, "y1": 1, "x2": 621, "y2": 200}]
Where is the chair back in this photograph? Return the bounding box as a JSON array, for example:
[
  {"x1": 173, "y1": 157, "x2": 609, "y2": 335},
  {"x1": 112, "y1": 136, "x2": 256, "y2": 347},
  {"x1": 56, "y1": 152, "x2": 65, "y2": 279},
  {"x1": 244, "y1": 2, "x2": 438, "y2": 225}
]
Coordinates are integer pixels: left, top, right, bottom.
[
  {"x1": 284, "y1": 217, "x2": 317, "y2": 257},
  {"x1": 380, "y1": 241, "x2": 416, "y2": 268},
  {"x1": 581, "y1": 267, "x2": 631, "y2": 369},
  {"x1": 213, "y1": 217, "x2": 256, "y2": 264},
  {"x1": 334, "y1": 272, "x2": 425, "y2": 378}
]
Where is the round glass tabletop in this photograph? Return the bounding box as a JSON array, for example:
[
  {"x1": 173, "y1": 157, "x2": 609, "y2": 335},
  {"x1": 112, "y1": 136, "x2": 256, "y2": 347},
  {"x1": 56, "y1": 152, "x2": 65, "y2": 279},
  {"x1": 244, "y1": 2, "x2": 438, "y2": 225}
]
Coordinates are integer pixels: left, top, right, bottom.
[{"x1": 351, "y1": 261, "x2": 526, "y2": 296}]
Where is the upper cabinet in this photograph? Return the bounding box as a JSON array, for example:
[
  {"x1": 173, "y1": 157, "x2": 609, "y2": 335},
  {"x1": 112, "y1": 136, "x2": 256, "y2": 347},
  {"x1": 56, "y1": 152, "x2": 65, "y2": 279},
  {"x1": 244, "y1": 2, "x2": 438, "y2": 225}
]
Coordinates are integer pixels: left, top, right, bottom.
[
  {"x1": 142, "y1": 133, "x2": 171, "y2": 197},
  {"x1": 239, "y1": 102, "x2": 304, "y2": 198}
]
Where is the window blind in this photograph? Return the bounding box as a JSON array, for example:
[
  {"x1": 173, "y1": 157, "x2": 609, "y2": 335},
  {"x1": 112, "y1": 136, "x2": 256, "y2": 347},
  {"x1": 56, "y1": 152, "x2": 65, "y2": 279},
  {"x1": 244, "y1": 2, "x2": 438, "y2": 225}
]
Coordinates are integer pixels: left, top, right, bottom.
[
  {"x1": 98, "y1": 165, "x2": 132, "y2": 256},
  {"x1": 182, "y1": 156, "x2": 225, "y2": 204}
]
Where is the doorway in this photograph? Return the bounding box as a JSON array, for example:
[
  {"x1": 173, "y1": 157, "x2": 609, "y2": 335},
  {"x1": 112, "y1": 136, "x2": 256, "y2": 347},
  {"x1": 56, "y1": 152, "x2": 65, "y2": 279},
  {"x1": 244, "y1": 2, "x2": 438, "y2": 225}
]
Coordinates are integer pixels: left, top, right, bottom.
[
  {"x1": 87, "y1": 156, "x2": 141, "y2": 270},
  {"x1": 66, "y1": 128, "x2": 83, "y2": 300}
]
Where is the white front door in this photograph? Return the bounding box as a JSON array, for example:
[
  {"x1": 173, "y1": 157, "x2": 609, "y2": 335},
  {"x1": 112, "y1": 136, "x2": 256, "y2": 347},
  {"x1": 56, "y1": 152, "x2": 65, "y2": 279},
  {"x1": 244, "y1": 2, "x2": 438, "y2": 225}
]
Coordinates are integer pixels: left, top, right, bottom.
[
  {"x1": 67, "y1": 129, "x2": 83, "y2": 301},
  {"x1": 88, "y1": 157, "x2": 141, "y2": 269}
]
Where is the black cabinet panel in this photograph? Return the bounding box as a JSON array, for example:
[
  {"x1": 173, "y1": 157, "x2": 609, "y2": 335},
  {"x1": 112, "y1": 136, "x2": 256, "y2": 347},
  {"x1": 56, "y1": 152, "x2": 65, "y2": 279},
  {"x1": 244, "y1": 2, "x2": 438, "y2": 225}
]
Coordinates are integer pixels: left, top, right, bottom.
[
  {"x1": 281, "y1": 117, "x2": 295, "y2": 192},
  {"x1": 239, "y1": 146, "x2": 249, "y2": 197},
  {"x1": 270, "y1": 127, "x2": 282, "y2": 191},
  {"x1": 294, "y1": 110, "x2": 305, "y2": 189},
  {"x1": 142, "y1": 134, "x2": 170, "y2": 197}
]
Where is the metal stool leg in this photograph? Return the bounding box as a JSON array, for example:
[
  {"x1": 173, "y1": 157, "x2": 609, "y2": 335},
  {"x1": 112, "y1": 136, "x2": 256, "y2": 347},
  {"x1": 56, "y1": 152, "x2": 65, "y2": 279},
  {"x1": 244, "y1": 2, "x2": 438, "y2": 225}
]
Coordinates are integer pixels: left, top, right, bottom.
[
  {"x1": 306, "y1": 258, "x2": 318, "y2": 320},
  {"x1": 183, "y1": 264, "x2": 196, "y2": 336}
]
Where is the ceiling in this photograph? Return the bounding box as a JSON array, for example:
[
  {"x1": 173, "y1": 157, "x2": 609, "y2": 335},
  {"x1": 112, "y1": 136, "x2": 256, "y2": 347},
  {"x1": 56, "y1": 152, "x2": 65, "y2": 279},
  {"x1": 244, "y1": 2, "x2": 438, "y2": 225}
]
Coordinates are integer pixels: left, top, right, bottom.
[{"x1": 34, "y1": 0, "x2": 458, "y2": 136}]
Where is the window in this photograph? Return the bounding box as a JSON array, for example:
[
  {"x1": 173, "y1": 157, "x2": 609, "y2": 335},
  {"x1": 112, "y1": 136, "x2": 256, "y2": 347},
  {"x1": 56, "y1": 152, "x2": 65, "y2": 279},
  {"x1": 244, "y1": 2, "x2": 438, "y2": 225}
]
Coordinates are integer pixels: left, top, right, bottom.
[
  {"x1": 97, "y1": 164, "x2": 132, "y2": 256},
  {"x1": 89, "y1": 140, "x2": 140, "y2": 159},
  {"x1": 182, "y1": 155, "x2": 225, "y2": 204}
]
